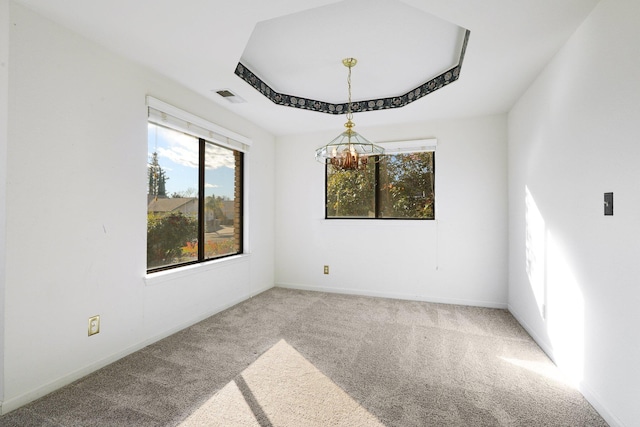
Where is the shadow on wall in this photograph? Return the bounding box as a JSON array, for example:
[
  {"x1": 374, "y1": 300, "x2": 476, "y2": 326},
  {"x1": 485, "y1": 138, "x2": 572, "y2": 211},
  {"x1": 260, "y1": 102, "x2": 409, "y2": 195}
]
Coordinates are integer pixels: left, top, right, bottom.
[{"x1": 525, "y1": 186, "x2": 584, "y2": 386}]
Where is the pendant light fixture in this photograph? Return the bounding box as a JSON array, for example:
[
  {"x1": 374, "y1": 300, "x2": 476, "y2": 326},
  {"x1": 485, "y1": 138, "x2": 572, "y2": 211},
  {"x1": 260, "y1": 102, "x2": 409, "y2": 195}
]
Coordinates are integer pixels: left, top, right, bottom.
[{"x1": 315, "y1": 58, "x2": 384, "y2": 170}]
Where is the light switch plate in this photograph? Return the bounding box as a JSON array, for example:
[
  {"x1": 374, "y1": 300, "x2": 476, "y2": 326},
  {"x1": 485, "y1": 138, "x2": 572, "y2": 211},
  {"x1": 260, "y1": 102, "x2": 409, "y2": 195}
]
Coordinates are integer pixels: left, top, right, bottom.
[{"x1": 604, "y1": 192, "x2": 613, "y2": 216}]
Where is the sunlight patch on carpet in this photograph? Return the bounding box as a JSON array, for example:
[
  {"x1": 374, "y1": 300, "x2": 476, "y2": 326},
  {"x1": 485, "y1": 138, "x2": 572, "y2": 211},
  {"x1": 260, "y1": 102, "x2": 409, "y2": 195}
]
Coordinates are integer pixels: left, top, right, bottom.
[
  {"x1": 499, "y1": 356, "x2": 575, "y2": 387},
  {"x1": 179, "y1": 339, "x2": 384, "y2": 426}
]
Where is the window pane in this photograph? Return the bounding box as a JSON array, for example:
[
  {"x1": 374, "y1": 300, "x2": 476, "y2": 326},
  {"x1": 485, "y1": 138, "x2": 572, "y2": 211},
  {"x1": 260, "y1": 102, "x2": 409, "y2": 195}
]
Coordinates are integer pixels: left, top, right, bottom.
[
  {"x1": 204, "y1": 142, "x2": 241, "y2": 259},
  {"x1": 326, "y1": 165, "x2": 375, "y2": 218},
  {"x1": 378, "y1": 152, "x2": 434, "y2": 219},
  {"x1": 147, "y1": 123, "x2": 199, "y2": 270}
]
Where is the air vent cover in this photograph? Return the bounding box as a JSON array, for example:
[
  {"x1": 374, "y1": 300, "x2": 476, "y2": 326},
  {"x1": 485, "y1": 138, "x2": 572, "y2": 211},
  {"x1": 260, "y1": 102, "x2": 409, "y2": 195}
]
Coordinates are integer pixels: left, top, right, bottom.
[{"x1": 214, "y1": 89, "x2": 246, "y2": 104}]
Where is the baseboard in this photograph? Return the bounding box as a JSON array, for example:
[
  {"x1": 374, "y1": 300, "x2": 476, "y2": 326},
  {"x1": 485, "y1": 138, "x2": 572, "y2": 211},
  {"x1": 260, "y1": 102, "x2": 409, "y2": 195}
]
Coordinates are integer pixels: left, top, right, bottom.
[
  {"x1": 0, "y1": 284, "x2": 274, "y2": 415},
  {"x1": 507, "y1": 304, "x2": 625, "y2": 427},
  {"x1": 507, "y1": 304, "x2": 555, "y2": 360},
  {"x1": 579, "y1": 382, "x2": 625, "y2": 427},
  {"x1": 276, "y1": 282, "x2": 507, "y2": 309}
]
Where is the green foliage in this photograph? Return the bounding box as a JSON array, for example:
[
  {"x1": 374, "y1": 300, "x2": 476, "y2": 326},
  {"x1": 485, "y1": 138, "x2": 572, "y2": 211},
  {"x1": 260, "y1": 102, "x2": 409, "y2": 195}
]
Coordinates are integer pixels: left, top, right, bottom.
[
  {"x1": 379, "y1": 152, "x2": 434, "y2": 219},
  {"x1": 326, "y1": 152, "x2": 434, "y2": 219},
  {"x1": 148, "y1": 152, "x2": 168, "y2": 198},
  {"x1": 147, "y1": 212, "x2": 198, "y2": 268},
  {"x1": 326, "y1": 166, "x2": 375, "y2": 217},
  {"x1": 206, "y1": 194, "x2": 226, "y2": 222}
]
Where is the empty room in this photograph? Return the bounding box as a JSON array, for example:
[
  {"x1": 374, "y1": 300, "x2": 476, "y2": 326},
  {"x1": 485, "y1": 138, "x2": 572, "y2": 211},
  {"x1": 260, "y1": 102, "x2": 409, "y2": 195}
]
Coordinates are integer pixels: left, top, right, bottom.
[{"x1": 0, "y1": 0, "x2": 638, "y2": 425}]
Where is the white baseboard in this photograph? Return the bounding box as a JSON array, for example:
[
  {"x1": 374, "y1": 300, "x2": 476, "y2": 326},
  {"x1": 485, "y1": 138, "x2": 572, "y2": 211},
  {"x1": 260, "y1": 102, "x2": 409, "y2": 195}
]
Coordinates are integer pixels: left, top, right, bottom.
[
  {"x1": 507, "y1": 304, "x2": 555, "y2": 360},
  {"x1": 579, "y1": 381, "x2": 625, "y2": 427},
  {"x1": 0, "y1": 284, "x2": 274, "y2": 416},
  {"x1": 276, "y1": 282, "x2": 507, "y2": 309},
  {"x1": 508, "y1": 304, "x2": 625, "y2": 427}
]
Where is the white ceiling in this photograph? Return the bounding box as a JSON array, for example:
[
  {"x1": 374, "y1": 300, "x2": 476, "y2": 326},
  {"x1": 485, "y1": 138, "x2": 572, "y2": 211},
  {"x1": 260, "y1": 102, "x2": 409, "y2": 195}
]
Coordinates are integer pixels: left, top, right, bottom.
[
  {"x1": 239, "y1": 0, "x2": 467, "y2": 104},
  {"x1": 13, "y1": 0, "x2": 600, "y2": 136}
]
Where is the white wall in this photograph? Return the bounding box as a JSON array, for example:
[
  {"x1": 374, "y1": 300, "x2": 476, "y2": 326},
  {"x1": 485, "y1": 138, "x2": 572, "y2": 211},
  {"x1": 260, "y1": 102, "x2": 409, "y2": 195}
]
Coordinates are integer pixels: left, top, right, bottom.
[
  {"x1": 2, "y1": 2, "x2": 275, "y2": 412},
  {"x1": 0, "y1": 0, "x2": 9, "y2": 406},
  {"x1": 275, "y1": 115, "x2": 508, "y2": 307},
  {"x1": 508, "y1": 0, "x2": 640, "y2": 425}
]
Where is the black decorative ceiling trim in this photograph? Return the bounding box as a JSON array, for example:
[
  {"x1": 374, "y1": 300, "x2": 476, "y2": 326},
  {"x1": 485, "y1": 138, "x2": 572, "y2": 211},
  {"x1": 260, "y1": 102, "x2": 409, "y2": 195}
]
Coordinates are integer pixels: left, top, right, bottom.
[
  {"x1": 458, "y1": 29, "x2": 470, "y2": 67},
  {"x1": 235, "y1": 29, "x2": 470, "y2": 115}
]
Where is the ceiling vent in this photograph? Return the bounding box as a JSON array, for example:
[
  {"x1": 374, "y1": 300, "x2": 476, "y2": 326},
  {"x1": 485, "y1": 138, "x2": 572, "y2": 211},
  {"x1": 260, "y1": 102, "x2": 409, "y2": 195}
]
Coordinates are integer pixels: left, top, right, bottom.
[{"x1": 214, "y1": 89, "x2": 246, "y2": 104}]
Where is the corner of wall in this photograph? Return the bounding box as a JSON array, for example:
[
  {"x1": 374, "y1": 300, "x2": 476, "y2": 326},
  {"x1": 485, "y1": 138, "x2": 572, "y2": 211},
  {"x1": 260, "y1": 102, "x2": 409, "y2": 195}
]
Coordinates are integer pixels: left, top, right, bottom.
[{"x1": 0, "y1": 0, "x2": 10, "y2": 411}]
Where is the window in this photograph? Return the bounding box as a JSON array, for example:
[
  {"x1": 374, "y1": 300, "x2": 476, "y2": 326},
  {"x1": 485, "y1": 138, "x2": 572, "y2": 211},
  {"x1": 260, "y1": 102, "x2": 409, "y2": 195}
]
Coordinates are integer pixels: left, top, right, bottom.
[
  {"x1": 326, "y1": 139, "x2": 435, "y2": 220},
  {"x1": 146, "y1": 97, "x2": 249, "y2": 273}
]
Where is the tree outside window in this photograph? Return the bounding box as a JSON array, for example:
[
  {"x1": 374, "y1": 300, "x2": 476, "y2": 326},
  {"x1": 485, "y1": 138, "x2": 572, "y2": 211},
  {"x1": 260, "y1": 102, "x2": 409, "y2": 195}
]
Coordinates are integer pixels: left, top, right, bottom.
[{"x1": 326, "y1": 151, "x2": 434, "y2": 220}]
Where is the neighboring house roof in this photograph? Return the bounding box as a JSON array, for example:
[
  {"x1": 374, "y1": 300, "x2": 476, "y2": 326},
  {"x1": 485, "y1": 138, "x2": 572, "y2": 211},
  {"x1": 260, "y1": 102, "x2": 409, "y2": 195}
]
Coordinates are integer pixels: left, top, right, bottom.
[{"x1": 148, "y1": 197, "x2": 197, "y2": 213}]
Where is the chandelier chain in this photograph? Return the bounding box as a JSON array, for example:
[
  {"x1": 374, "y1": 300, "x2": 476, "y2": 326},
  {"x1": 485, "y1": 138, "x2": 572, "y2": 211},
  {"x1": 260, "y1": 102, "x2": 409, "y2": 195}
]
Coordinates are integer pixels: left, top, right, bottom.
[
  {"x1": 346, "y1": 63, "x2": 353, "y2": 122},
  {"x1": 313, "y1": 57, "x2": 384, "y2": 170}
]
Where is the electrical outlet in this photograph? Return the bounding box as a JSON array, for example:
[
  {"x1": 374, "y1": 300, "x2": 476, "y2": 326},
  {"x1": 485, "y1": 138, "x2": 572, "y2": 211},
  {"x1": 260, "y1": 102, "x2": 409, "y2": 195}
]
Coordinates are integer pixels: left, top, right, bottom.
[
  {"x1": 88, "y1": 315, "x2": 100, "y2": 336},
  {"x1": 323, "y1": 265, "x2": 329, "y2": 275}
]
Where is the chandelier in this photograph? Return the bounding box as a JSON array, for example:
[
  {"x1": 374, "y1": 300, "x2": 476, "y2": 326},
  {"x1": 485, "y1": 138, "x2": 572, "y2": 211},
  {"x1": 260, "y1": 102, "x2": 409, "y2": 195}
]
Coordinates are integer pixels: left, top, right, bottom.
[{"x1": 315, "y1": 58, "x2": 384, "y2": 170}]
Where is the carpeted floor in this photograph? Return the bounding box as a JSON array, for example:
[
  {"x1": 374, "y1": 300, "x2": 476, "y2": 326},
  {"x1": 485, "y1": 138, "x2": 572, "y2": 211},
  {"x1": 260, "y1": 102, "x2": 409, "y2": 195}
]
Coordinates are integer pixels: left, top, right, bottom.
[{"x1": 0, "y1": 287, "x2": 608, "y2": 426}]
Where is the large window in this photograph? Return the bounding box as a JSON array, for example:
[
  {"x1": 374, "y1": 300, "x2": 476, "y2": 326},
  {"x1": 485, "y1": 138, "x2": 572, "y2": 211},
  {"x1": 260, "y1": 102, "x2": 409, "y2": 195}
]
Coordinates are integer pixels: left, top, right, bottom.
[
  {"x1": 326, "y1": 140, "x2": 435, "y2": 220},
  {"x1": 146, "y1": 97, "x2": 249, "y2": 273}
]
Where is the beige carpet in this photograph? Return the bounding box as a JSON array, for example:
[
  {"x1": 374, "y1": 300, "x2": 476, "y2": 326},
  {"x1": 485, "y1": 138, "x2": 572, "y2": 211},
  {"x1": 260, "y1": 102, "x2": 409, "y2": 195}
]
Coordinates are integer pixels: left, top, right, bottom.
[
  {"x1": 0, "y1": 287, "x2": 608, "y2": 426},
  {"x1": 179, "y1": 339, "x2": 383, "y2": 426}
]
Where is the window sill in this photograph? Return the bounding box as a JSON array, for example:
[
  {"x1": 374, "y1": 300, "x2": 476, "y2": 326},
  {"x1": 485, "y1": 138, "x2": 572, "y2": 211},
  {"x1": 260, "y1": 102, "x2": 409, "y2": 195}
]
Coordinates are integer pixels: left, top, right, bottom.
[
  {"x1": 320, "y1": 218, "x2": 436, "y2": 226},
  {"x1": 144, "y1": 254, "x2": 250, "y2": 287}
]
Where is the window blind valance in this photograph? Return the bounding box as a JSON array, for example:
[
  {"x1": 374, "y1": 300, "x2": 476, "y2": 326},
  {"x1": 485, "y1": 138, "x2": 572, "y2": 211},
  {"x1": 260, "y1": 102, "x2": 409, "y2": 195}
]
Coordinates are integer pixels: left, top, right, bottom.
[
  {"x1": 146, "y1": 96, "x2": 251, "y2": 153},
  {"x1": 378, "y1": 138, "x2": 437, "y2": 155}
]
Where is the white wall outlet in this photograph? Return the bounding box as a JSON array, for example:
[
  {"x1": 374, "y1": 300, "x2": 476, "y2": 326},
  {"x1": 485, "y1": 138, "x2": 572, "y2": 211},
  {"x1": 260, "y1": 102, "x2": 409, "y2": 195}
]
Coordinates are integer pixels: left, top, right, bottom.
[
  {"x1": 323, "y1": 265, "x2": 329, "y2": 274},
  {"x1": 88, "y1": 315, "x2": 100, "y2": 336}
]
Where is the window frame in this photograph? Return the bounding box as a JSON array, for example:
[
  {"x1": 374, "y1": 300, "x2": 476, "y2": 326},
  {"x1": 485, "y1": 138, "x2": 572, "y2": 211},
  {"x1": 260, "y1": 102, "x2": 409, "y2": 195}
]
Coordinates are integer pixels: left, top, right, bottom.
[
  {"x1": 146, "y1": 96, "x2": 250, "y2": 274},
  {"x1": 324, "y1": 139, "x2": 436, "y2": 221}
]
